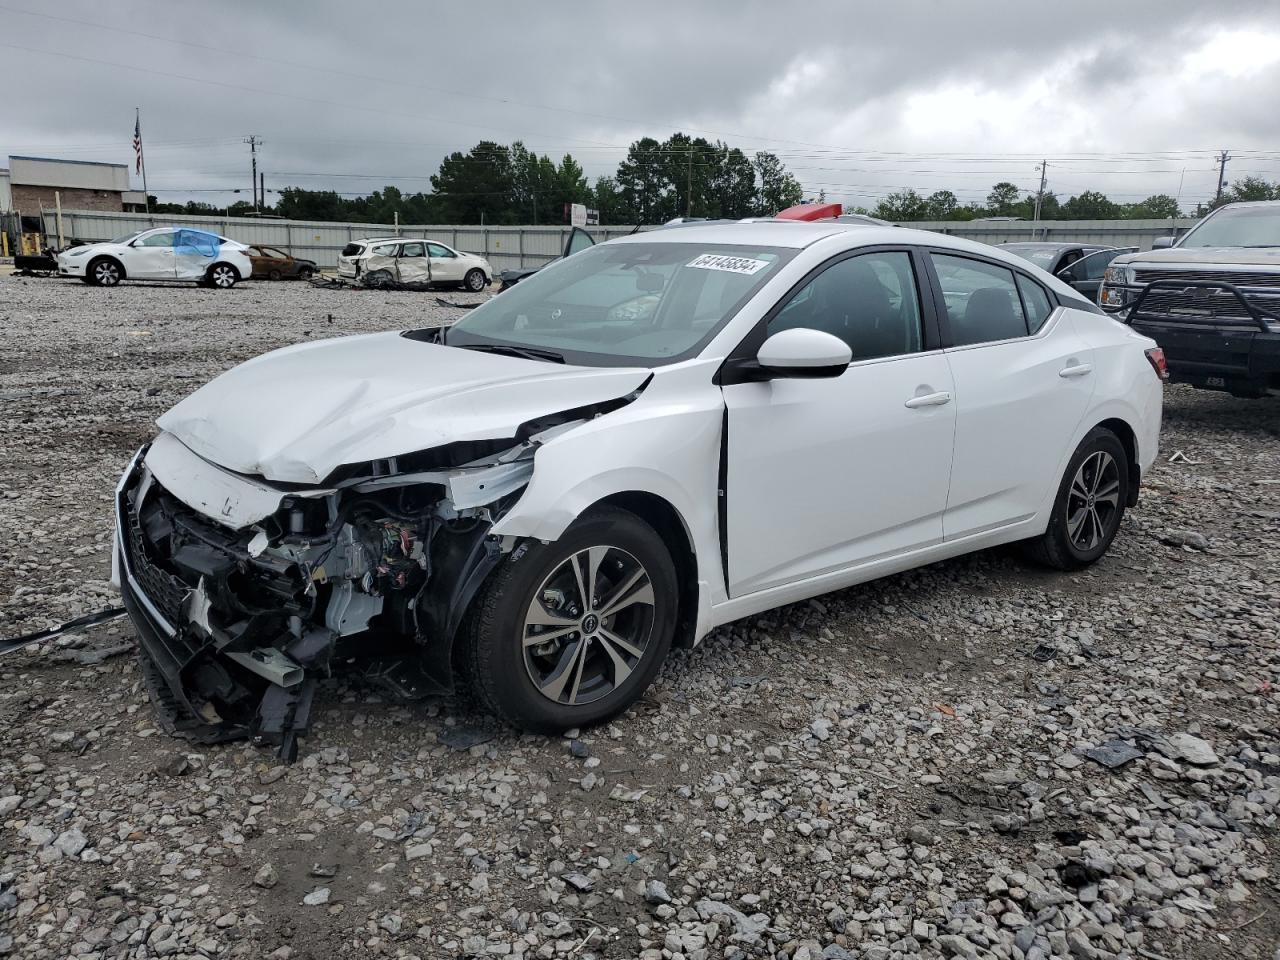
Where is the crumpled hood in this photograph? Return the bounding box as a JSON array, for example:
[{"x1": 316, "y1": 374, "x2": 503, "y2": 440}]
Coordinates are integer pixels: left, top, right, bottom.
[
  {"x1": 1115, "y1": 246, "x2": 1280, "y2": 268},
  {"x1": 157, "y1": 332, "x2": 649, "y2": 484}
]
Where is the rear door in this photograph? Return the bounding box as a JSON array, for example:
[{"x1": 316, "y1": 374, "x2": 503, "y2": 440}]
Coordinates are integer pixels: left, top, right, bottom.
[
  {"x1": 122, "y1": 229, "x2": 176, "y2": 279},
  {"x1": 929, "y1": 252, "x2": 1095, "y2": 539}
]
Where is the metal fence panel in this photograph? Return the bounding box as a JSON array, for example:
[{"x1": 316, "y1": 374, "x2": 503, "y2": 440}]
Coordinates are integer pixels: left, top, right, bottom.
[{"x1": 39, "y1": 209, "x2": 1199, "y2": 268}]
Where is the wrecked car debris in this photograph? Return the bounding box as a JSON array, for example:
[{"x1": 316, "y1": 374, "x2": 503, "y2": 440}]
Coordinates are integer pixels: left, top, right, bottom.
[{"x1": 0, "y1": 607, "x2": 126, "y2": 656}]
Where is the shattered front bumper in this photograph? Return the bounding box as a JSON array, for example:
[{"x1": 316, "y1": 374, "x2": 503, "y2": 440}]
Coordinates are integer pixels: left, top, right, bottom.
[{"x1": 114, "y1": 451, "x2": 319, "y2": 758}]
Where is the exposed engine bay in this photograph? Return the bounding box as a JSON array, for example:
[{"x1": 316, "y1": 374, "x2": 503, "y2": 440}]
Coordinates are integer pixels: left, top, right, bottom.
[{"x1": 115, "y1": 421, "x2": 579, "y2": 761}]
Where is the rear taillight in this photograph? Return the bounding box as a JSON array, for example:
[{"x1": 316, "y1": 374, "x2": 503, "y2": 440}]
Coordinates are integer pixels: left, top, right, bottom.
[{"x1": 1145, "y1": 347, "x2": 1169, "y2": 381}]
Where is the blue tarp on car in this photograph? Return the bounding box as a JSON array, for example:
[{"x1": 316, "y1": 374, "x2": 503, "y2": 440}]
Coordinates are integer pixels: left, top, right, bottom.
[{"x1": 173, "y1": 229, "x2": 221, "y2": 258}]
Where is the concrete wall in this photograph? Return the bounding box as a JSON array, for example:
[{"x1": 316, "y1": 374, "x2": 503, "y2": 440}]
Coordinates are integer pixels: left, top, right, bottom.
[{"x1": 0, "y1": 169, "x2": 10, "y2": 212}]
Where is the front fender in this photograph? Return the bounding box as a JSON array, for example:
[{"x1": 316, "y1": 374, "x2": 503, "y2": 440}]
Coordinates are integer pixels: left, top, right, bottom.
[{"x1": 490, "y1": 380, "x2": 726, "y2": 610}]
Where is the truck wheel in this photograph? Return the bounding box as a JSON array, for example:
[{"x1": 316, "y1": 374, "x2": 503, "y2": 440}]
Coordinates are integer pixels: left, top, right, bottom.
[
  {"x1": 89, "y1": 257, "x2": 122, "y2": 286},
  {"x1": 462, "y1": 507, "x2": 677, "y2": 733},
  {"x1": 1025, "y1": 427, "x2": 1129, "y2": 570}
]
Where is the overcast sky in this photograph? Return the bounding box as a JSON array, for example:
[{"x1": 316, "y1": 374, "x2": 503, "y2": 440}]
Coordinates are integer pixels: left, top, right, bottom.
[{"x1": 4, "y1": 0, "x2": 1280, "y2": 212}]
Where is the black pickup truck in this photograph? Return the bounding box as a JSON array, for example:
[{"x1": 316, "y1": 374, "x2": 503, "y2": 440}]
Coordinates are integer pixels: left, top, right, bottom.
[{"x1": 1099, "y1": 201, "x2": 1280, "y2": 397}]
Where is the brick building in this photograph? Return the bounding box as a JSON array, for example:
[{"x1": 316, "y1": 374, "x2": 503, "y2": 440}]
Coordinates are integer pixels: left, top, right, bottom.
[{"x1": 4, "y1": 156, "x2": 146, "y2": 214}]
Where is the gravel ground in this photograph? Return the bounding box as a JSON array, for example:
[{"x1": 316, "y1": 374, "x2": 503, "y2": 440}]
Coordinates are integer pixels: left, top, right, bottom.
[{"x1": 0, "y1": 273, "x2": 1278, "y2": 960}]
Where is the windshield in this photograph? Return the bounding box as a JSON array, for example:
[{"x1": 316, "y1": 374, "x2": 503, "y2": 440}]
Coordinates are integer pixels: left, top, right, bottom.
[
  {"x1": 445, "y1": 241, "x2": 795, "y2": 365},
  {"x1": 1001, "y1": 245, "x2": 1060, "y2": 268},
  {"x1": 110, "y1": 231, "x2": 144, "y2": 244},
  {"x1": 1181, "y1": 205, "x2": 1280, "y2": 248}
]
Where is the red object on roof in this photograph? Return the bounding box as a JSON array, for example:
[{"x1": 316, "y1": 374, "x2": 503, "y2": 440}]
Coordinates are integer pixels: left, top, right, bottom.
[{"x1": 775, "y1": 202, "x2": 843, "y2": 221}]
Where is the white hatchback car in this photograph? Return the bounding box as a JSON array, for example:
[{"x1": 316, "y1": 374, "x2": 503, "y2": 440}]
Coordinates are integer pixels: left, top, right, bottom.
[
  {"x1": 113, "y1": 222, "x2": 1163, "y2": 756},
  {"x1": 57, "y1": 227, "x2": 254, "y2": 288},
  {"x1": 337, "y1": 237, "x2": 492, "y2": 291}
]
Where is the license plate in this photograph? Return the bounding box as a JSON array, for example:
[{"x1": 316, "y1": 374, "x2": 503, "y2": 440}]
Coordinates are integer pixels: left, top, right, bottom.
[{"x1": 1205, "y1": 376, "x2": 1226, "y2": 388}]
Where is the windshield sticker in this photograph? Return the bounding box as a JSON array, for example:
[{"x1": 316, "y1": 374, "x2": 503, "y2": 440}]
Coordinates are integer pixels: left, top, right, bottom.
[{"x1": 686, "y1": 253, "x2": 771, "y2": 275}]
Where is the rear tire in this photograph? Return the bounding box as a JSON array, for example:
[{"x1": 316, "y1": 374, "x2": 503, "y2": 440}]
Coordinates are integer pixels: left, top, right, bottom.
[
  {"x1": 88, "y1": 257, "x2": 122, "y2": 287},
  {"x1": 462, "y1": 507, "x2": 677, "y2": 733},
  {"x1": 206, "y1": 263, "x2": 239, "y2": 289},
  {"x1": 464, "y1": 268, "x2": 486, "y2": 292},
  {"x1": 1025, "y1": 427, "x2": 1129, "y2": 570}
]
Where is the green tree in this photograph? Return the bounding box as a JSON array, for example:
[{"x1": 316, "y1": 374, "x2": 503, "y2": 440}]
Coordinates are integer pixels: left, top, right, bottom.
[
  {"x1": 430, "y1": 141, "x2": 515, "y2": 223},
  {"x1": 874, "y1": 189, "x2": 930, "y2": 221},
  {"x1": 753, "y1": 151, "x2": 803, "y2": 215},
  {"x1": 925, "y1": 190, "x2": 957, "y2": 219},
  {"x1": 987, "y1": 182, "x2": 1022, "y2": 216},
  {"x1": 1061, "y1": 190, "x2": 1118, "y2": 219},
  {"x1": 1224, "y1": 176, "x2": 1277, "y2": 203},
  {"x1": 1127, "y1": 194, "x2": 1181, "y2": 219}
]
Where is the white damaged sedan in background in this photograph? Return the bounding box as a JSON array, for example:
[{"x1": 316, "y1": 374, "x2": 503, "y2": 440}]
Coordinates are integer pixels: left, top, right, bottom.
[{"x1": 112, "y1": 220, "x2": 1165, "y2": 758}]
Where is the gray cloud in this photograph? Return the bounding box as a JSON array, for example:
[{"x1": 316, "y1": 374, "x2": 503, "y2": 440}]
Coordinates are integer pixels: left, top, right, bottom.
[{"x1": 4, "y1": 0, "x2": 1279, "y2": 211}]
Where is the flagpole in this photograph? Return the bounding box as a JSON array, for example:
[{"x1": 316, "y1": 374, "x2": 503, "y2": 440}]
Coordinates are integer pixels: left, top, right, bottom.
[{"x1": 136, "y1": 106, "x2": 150, "y2": 213}]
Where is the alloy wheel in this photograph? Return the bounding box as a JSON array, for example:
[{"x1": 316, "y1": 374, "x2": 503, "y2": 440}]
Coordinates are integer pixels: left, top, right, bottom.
[
  {"x1": 1066, "y1": 450, "x2": 1120, "y2": 551},
  {"x1": 522, "y1": 545, "x2": 656, "y2": 706},
  {"x1": 94, "y1": 261, "x2": 120, "y2": 285},
  {"x1": 467, "y1": 270, "x2": 485, "y2": 292},
  {"x1": 211, "y1": 265, "x2": 236, "y2": 288}
]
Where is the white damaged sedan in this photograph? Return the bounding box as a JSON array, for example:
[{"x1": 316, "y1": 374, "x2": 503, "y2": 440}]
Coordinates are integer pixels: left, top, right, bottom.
[
  {"x1": 58, "y1": 226, "x2": 253, "y2": 288},
  {"x1": 113, "y1": 221, "x2": 1164, "y2": 757}
]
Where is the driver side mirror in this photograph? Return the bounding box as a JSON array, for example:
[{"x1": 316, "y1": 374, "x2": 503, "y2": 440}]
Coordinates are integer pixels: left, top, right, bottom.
[
  {"x1": 1151, "y1": 236, "x2": 1176, "y2": 249},
  {"x1": 725, "y1": 328, "x2": 852, "y2": 383}
]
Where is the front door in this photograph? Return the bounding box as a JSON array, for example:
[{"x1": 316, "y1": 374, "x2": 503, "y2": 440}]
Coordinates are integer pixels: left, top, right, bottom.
[
  {"x1": 1058, "y1": 248, "x2": 1131, "y2": 303},
  {"x1": 929, "y1": 252, "x2": 1096, "y2": 539},
  {"x1": 722, "y1": 249, "x2": 956, "y2": 597},
  {"x1": 122, "y1": 229, "x2": 176, "y2": 279},
  {"x1": 428, "y1": 242, "x2": 462, "y2": 282}
]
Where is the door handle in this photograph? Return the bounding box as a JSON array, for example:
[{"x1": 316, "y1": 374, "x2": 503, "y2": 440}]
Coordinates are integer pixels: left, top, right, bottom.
[
  {"x1": 1059, "y1": 362, "x2": 1093, "y2": 378},
  {"x1": 904, "y1": 391, "x2": 952, "y2": 409}
]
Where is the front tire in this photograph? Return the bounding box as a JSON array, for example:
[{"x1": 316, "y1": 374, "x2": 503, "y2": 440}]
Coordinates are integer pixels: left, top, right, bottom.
[
  {"x1": 88, "y1": 257, "x2": 122, "y2": 287},
  {"x1": 464, "y1": 268, "x2": 487, "y2": 292},
  {"x1": 297, "y1": 266, "x2": 314, "y2": 281},
  {"x1": 206, "y1": 263, "x2": 239, "y2": 289},
  {"x1": 462, "y1": 507, "x2": 677, "y2": 733},
  {"x1": 1025, "y1": 427, "x2": 1129, "y2": 570}
]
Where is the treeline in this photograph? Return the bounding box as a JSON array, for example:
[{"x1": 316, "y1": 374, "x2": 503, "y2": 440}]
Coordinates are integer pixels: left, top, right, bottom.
[
  {"x1": 148, "y1": 135, "x2": 1280, "y2": 225},
  {"x1": 151, "y1": 133, "x2": 804, "y2": 225},
  {"x1": 866, "y1": 175, "x2": 1280, "y2": 223}
]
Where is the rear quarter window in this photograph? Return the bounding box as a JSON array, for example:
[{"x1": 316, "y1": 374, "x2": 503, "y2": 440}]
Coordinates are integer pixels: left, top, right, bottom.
[{"x1": 341, "y1": 243, "x2": 365, "y2": 257}]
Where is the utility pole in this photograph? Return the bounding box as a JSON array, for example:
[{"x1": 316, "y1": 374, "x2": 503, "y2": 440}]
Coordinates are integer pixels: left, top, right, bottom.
[
  {"x1": 686, "y1": 146, "x2": 693, "y2": 218},
  {"x1": 1033, "y1": 159, "x2": 1047, "y2": 225},
  {"x1": 1214, "y1": 149, "x2": 1230, "y2": 204},
  {"x1": 244, "y1": 135, "x2": 261, "y2": 213},
  {"x1": 260, "y1": 172, "x2": 265, "y2": 213}
]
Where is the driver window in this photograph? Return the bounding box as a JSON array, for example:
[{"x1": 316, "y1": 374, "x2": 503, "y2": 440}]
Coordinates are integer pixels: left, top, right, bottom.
[
  {"x1": 138, "y1": 232, "x2": 175, "y2": 247},
  {"x1": 401, "y1": 242, "x2": 425, "y2": 258},
  {"x1": 427, "y1": 242, "x2": 453, "y2": 258},
  {"x1": 768, "y1": 251, "x2": 924, "y2": 361},
  {"x1": 1078, "y1": 250, "x2": 1116, "y2": 281}
]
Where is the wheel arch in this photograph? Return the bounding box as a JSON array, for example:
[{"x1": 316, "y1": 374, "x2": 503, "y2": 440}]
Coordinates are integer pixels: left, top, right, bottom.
[
  {"x1": 89, "y1": 254, "x2": 126, "y2": 280},
  {"x1": 587, "y1": 491, "x2": 700, "y2": 649},
  {"x1": 208, "y1": 260, "x2": 242, "y2": 280},
  {"x1": 1094, "y1": 416, "x2": 1140, "y2": 507}
]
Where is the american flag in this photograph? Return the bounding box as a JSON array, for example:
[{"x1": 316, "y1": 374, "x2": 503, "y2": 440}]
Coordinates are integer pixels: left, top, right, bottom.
[{"x1": 133, "y1": 116, "x2": 143, "y2": 174}]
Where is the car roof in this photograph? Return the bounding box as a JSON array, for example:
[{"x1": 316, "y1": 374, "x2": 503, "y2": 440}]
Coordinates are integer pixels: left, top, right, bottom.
[
  {"x1": 614, "y1": 221, "x2": 851, "y2": 249},
  {"x1": 1217, "y1": 199, "x2": 1280, "y2": 210}
]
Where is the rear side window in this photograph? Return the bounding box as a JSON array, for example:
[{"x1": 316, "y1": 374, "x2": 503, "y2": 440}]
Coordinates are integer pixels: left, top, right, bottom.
[
  {"x1": 931, "y1": 254, "x2": 1028, "y2": 346},
  {"x1": 401, "y1": 242, "x2": 425, "y2": 257},
  {"x1": 1016, "y1": 275, "x2": 1054, "y2": 333},
  {"x1": 341, "y1": 243, "x2": 364, "y2": 257}
]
